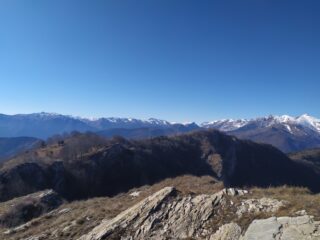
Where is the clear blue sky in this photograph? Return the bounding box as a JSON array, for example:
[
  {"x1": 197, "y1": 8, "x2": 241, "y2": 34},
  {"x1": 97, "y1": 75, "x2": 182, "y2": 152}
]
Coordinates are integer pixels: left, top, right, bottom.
[{"x1": 0, "y1": 0, "x2": 319, "y2": 123}]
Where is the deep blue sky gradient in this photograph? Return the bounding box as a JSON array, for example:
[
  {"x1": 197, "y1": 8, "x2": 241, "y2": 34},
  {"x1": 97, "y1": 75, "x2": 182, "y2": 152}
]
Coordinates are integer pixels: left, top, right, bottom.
[{"x1": 0, "y1": 0, "x2": 319, "y2": 122}]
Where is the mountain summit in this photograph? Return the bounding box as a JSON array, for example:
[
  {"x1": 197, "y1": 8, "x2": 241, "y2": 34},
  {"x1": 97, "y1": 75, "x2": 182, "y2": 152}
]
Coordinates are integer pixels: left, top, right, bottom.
[
  {"x1": 202, "y1": 114, "x2": 320, "y2": 134},
  {"x1": 203, "y1": 114, "x2": 320, "y2": 153}
]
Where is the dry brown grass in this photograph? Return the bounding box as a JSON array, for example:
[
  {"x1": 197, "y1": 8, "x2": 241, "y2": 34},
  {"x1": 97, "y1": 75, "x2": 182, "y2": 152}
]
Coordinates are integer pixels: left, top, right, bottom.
[
  {"x1": 249, "y1": 185, "x2": 320, "y2": 220},
  {"x1": 202, "y1": 185, "x2": 320, "y2": 234},
  {"x1": 222, "y1": 185, "x2": 320, "y2": 232},
  {"x1": 1, "y1": 176, "x2": 319, "y2": 240},
  {"x1": 0, "y1": 144, "x2": 63, "y2": 171},
  {"x1": 0, "y1": 191, "x2": 56, "y2": 217},
  {"x1": 0, "y1": 175, "x2": 220, "y2": 240}
]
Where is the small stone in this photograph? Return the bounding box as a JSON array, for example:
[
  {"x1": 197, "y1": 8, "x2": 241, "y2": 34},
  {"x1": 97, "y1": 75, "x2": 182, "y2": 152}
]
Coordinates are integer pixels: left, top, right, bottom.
[
  {"x1": 236, "y1": 198, "x2": 285, "y2": 217},
  {"x1": 129, "y1": 191, "x2": 140, "y2": 197},
  {"x1": 58, "y1": 208, "x2": 71, "y2": 214},
  {"x1": 295, "y1": 209, "x2": 307, "y2": 216},
  {"x1": 210, "y1": 223, "x2": 241, "y2": 240}
]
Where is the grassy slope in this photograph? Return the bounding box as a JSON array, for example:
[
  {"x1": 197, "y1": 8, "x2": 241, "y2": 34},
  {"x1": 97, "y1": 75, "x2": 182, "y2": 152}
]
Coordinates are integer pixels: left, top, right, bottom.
[{"x1": 0, "y1": 175, "x2": 320, "y2": 240}]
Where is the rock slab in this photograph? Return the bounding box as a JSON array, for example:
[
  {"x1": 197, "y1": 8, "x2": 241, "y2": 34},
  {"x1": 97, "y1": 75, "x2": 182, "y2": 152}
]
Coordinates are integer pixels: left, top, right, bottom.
[
  {"x1": 79, "y1": 187, "x2": 246, "y2": 240},
  {"x1": 241, "y1": 215, "x2": 320, "y2": 240}
]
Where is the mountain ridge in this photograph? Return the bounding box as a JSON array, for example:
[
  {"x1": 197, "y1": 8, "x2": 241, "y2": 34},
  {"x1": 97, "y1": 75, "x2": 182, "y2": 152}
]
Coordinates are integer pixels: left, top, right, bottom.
[
  {"x1": 2, "y1": 112, "x2": 319, "y2": 129},
  {"x1": 202, "y1": 114, "x2": 320, "y2": 133},
  {"x1": 1, "y1": 112, "x2": 320, "y2": 153},
  {"x1": 1, "y1": 130, "x2": 320, "y2": 203}
]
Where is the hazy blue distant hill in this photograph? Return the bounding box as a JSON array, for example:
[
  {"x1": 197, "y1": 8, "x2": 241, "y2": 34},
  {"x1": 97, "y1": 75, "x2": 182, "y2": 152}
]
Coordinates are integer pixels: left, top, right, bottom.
[
  {"x1": 98, "y1": 123, "x2": 200, "y2": 139},
  {"x1": 0, "y1": 137, "x2": 40, "y2": 161},
  {"x1": 0, "y1": 113, "x2": 199, "y2": 139},
  {"x1": 0, "y1": 113, "x2": 94, "y2": 139}
]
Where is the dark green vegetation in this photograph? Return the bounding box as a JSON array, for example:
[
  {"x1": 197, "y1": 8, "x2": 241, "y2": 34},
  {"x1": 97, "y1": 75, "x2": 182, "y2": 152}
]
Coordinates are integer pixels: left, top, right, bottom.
[{"x1": 0, "y1": 130, "x2": 319, "y2": 204}]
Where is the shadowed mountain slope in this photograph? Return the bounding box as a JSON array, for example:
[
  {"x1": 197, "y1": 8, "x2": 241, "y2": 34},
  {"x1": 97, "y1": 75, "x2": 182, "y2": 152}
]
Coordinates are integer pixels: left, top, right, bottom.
[
  {"x1": 290, "y1": 148, "x2": 320, "y2": 173},
  {"x1": 0, "y1": 130, "x2": 319, "y2": 203}
]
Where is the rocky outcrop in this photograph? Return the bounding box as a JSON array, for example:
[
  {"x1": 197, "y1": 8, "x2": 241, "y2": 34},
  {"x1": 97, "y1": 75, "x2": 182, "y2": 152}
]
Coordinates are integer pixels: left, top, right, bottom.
[
  {"x1": 211, "y1": 213, "x2": 320, "y2": 240},
  {"x1": 79, "y1": 187, "x2": 175, "y2": 240},
  {"x1": 79, "y1": 187, "x2": 248, "y2": 240},
  {"x1": 3, "y1": 207, "x2": 72, "y2": 236},
  {"x1": 241, "y1": 215, "x2": 320, "y2": 240},
  {"x1": 236, "y1": 198, "x2": 286, "y2": 217},
  {"x1": 78, "y1": 187, "x2": 320, "y2": 240},
  {"x1": 0, "y1": 189, "x2": 64, "y2": 228},
  {"x1": 210, "y1": 223, "x2": 241, "y2": 240}
]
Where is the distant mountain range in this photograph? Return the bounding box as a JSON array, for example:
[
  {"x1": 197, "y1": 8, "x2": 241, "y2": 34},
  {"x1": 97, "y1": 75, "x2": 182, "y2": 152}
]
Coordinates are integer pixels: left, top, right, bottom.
[
  {"x1": 0, "y1": 112, "x2": 320, "y2": 153},
  {"x1": 202, "y1": 114, "x2": 320, "y2": 133},
  {"x1": 0, "y1": 112, "x2": 196, "y2": 139},
  {"x1": 203, "y1": 114, "x2": 320, "y2": 153}
]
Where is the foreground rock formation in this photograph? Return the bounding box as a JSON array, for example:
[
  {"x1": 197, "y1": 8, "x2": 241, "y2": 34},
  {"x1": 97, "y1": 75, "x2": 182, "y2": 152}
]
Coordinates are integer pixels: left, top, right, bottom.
[
  {"x1": 78, "y1": 187, "x2": 320, "y2": 240},
  {"x1": 1, "y1": 180, "x2": 319, "y2": 240},
  {"x1": 0, "y1": 189, "x2": 63, "y2": 228},
  {"x1": 79, "y1": 187, "x2": 247, "y2": 240},
  {"x1": 242, "y1": 215, "x2": 320, "y2": 240}
]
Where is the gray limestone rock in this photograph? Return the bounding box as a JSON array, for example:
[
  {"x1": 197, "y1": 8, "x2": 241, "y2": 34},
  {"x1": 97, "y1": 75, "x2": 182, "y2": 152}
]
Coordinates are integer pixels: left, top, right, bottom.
[
  {"x1": 241, "y1": 216, "x2": 320, "y2": 240},
  {"x1": 78, "y1": 187, "x2": 245, "y2": 240},
  {"x1": 210, "y1": 223, "x2": 242, "y2": 240}
]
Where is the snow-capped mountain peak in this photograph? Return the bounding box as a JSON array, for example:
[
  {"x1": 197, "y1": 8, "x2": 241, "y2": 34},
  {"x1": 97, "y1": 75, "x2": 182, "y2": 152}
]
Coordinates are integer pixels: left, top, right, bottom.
[
  {"x1": 147, "y1": 118, "x2": 171, "y2": 126},
  {"x1": 273, "y1": 115, "x2": 295, "y2": 123},
  {"x1": 201, "y1": 119, "x2": 248, "y2": 131},
  {"x1": 17, "y1": 112, "x2": 68, "y2": 120},
  {"x1": 202, "y1": 114, "x2": 320, "y2": 134},
  {"x1": 295, "y1": 114, "x2": 320, "y2": 132},
  {"x1": 267, "y1": 114, "x2": 320, "y2": 133}
]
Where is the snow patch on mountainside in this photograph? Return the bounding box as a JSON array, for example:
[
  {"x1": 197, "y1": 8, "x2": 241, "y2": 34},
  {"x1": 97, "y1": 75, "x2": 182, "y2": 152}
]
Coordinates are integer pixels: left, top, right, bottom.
[
  {"x1": 295, "y1": 114, "x2": 320, "y2": 132},
  {"x1": 203, "y1": 114, "x2": 320, "y2": 134},
  {"x1": 202, "y1": 119, "x2": 248, "y2": 131}
]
